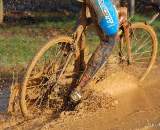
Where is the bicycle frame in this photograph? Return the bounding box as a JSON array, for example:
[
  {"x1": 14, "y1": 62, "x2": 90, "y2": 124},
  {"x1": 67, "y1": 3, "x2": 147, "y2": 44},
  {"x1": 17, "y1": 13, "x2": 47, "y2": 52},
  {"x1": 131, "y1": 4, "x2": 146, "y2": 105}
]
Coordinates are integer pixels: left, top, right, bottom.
[{"x1": 72, "y1": 1, "x2": 132, "y2": 68}]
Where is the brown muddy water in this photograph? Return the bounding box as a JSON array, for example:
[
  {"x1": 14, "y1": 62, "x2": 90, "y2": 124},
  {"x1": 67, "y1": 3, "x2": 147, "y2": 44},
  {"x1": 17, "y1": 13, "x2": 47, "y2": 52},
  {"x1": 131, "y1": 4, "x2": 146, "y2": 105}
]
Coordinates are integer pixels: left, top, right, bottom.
[{"x1": 0, "y1": 64, "x2": 160, "y2": 130}]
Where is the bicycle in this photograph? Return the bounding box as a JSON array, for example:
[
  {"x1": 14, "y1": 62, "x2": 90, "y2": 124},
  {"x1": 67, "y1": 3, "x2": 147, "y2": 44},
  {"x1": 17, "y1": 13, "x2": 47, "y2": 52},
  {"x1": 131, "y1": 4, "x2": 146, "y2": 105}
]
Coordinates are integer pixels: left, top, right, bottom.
[{"x1": 20, "y1": 2, "x2": 158, "y2": 117}]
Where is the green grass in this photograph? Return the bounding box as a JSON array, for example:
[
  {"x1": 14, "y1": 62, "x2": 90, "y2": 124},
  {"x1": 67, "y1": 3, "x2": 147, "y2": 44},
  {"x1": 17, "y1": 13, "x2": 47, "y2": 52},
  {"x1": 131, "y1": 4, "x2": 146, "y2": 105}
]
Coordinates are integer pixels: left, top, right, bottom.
[
  {"x1": 36, "y1": 18, "x2": 76, "y2": 30},
  {"x1": 0, "y1": 25, "x2": 48, "y2": 68},
  {"x1": 0, "y1": 35, "x2": 45, "y2": 66},
  {"x1": 0, "y1": 17, "x2": 100, "y2": 68},
  {"x1": 131, "y1": 14, "x2": 160, "y2": 41},
  {"x1": 131, "y1": 14, "x2": 160, "y2": 55},
  {"x1": 0, "y1": 14, "x2": 159, "y2": 69},
  {"x1": 0, "y1": 17, "x2": 77, "y2": 68}
]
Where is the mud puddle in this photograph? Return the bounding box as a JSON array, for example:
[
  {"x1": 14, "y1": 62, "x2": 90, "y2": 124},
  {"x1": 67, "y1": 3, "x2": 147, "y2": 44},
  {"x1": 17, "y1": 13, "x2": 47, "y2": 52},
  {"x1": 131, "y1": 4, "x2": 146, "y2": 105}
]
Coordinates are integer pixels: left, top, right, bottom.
[
  {"x1": 0, "y1": 65, "x2": 160, "y2": 130},
  {"x1": 40, "y1": 68, "x2": 160, "y2": 130}
]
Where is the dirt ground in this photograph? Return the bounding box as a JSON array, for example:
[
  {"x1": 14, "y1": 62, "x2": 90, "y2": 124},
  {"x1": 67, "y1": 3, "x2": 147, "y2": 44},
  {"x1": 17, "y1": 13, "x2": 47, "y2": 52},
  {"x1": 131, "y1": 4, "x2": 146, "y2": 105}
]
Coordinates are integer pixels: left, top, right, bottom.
[{"x1": 0, "y1": 63, "x2": 160, "y2": 130}]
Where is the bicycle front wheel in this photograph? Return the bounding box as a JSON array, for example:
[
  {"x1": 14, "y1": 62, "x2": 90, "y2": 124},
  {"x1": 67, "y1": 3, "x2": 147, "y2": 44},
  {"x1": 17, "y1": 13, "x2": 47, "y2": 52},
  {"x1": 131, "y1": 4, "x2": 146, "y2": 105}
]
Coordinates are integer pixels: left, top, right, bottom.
[{"x1": 125, "y1": 23, "x2": 158, "y2": 81}]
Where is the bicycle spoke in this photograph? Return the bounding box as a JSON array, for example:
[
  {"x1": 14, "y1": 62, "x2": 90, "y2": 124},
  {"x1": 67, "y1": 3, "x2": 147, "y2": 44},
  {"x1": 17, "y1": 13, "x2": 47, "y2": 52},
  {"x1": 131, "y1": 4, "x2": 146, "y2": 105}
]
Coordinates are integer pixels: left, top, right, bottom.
[{"x1": 132, "y1": 50, "x2": 151, "y2": 57}]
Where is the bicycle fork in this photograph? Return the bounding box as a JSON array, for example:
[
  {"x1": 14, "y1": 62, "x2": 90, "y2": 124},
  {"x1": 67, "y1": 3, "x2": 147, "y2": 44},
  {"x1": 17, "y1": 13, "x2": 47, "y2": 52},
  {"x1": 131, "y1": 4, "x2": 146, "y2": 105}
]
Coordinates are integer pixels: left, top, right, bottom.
[{"x1": 118, "y1": 21, "x2": 132, "y2": 65}]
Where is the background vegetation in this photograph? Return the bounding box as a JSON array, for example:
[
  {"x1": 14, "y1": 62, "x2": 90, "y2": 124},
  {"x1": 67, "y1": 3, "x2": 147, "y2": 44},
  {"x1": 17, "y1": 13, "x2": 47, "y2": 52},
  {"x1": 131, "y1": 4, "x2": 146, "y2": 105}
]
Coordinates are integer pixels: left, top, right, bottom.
[{"x1": 0, "y1": 0, "x2": 159, "y2": 71}]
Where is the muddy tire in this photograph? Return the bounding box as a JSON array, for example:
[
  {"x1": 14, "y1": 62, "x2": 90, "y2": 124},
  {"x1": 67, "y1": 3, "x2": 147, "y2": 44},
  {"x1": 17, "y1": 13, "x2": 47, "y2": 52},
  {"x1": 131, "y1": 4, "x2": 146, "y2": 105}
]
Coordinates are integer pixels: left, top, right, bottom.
[
  {"x1": 20, "y1": 36, "x2": 75, "y2": 117},
  {"x1": 121, "y1": 23, "x2": 158, "y2": 81}
]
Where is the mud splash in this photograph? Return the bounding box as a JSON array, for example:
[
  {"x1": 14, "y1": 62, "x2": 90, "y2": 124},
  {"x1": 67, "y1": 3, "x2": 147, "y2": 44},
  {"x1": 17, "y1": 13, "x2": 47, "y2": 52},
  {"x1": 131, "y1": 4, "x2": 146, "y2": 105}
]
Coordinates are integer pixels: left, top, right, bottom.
[
  {"x1": 92, "y1": 71, "x2": 138, "y2": 96},
  {"x1": 0, "y1": 65, "x2": 160, "y2": 130}
]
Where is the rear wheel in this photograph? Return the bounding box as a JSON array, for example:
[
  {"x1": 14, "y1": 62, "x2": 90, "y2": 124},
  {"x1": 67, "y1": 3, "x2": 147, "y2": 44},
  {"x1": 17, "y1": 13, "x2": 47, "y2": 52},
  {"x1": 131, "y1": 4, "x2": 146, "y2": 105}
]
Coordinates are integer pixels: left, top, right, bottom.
[{"x1": 20, "y1": 36, "x2": 76, "y2": 117}]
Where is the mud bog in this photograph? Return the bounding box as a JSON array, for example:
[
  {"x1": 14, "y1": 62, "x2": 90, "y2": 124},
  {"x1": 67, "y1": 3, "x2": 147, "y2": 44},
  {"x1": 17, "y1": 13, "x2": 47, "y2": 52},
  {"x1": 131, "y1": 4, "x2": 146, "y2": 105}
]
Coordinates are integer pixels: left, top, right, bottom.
[{"x1": 0, "y1": 66, "x2": 160, "y2": 130}]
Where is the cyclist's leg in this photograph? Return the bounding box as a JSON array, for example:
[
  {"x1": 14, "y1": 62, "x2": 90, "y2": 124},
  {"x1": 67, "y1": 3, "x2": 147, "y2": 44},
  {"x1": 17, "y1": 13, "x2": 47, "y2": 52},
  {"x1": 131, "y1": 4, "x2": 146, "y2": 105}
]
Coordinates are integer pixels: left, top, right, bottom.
[
  {"x1": 70, "y1": 0, "x2": 119, "y2": 103},
  {"x1": 70, "y1": 36, "x2": 117, "y2": 103}
]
